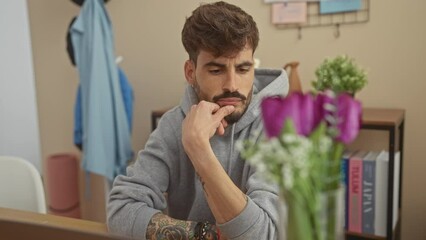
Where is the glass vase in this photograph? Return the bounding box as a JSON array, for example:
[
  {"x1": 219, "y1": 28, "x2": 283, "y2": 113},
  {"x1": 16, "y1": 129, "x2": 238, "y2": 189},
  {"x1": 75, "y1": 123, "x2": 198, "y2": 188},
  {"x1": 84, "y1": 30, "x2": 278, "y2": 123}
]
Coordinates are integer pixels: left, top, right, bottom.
[{"x1": 279, "y1": 186, "x2": 344, "y2": 240}]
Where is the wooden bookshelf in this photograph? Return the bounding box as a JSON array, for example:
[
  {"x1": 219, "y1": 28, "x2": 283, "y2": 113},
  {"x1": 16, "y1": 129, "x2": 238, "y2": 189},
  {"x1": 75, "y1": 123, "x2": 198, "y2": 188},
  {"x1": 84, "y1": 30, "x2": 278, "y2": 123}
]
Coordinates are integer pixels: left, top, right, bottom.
[
  {"x1": 362, "y1": 108, "x2": 405, "y2": 127},
  {"x1": 345, "y1": 108, "x2": 405, "y2": 240}
]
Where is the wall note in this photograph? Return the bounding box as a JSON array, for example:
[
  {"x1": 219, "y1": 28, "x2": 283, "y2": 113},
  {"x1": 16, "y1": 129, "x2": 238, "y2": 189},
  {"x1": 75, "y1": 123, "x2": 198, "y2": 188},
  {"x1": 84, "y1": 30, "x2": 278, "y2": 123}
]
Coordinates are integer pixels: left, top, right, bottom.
[
  {"x1": 320, "y1": 0, "x2": 361, "y2": 14},
  {"x1": 272, "y1": 2, "x2": 307, "y2": 24}
]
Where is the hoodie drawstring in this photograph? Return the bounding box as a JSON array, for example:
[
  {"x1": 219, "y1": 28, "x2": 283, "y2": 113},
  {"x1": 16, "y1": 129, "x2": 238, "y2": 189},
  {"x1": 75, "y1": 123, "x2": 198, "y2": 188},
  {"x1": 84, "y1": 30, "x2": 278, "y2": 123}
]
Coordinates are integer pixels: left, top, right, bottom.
[{"x1": 227, "y1": 124, "x2": 236, "y2": 173}]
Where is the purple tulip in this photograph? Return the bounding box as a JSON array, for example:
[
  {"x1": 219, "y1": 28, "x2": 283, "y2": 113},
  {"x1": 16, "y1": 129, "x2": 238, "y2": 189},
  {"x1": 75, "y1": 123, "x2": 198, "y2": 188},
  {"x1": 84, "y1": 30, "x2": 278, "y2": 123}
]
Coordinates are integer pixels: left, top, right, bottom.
[
  {"x1": 313, "y1": 92, "x2": 362, "y2": 144},
  {"x1": 261, "y1": 91, "x2": 362, "y2": 144},
  {"x1": 261, "y1": 93, "x2": 315, "y2": 138}
]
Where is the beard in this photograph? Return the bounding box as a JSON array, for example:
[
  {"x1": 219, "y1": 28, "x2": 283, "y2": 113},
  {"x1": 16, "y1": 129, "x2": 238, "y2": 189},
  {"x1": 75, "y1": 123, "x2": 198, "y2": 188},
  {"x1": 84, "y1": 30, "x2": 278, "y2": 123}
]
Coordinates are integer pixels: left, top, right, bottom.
[
  {"x1": 213, "y1": 90, "x2": 252, "y2": 124},
  {"x1": 192, "y1": 82, "x2": 253, "y2": 125}
]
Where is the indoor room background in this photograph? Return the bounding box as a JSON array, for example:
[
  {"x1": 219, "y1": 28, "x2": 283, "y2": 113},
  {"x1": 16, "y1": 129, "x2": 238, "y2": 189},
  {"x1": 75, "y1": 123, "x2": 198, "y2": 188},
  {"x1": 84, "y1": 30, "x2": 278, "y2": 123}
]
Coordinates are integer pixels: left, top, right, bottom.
[{"x1": 21, "y1": 0, "x2": 426, "y2": 239}]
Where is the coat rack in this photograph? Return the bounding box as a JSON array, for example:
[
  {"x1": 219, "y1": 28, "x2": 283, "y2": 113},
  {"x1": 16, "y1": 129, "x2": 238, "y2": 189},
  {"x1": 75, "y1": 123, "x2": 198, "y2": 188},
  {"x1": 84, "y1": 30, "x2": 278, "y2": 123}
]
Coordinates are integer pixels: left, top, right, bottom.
[{"x1": 274, "y1": 0, "x2": 369, "y2": 39}]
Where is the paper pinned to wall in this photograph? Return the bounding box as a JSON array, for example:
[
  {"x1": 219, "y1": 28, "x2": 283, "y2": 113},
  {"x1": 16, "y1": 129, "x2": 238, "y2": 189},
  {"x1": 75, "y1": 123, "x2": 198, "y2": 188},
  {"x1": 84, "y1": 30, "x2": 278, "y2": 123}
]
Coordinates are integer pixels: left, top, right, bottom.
[
  {"x1": 265, "y1": 0, "x2": 319, "y2": 3},
  {"x1": 272, "y1": 2, "x2": 307, "y2": 24},
  {"x1": 320, "y1": 0, "x2": 361, "y2": 14}
]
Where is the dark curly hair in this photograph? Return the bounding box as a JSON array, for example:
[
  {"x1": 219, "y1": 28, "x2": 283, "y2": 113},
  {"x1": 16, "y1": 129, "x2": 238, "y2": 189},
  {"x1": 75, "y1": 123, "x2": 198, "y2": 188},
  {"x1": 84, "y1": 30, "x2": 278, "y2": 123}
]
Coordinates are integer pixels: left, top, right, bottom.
[{"x1": 182, "y1": 1, "x2": 259, "y2": 63}]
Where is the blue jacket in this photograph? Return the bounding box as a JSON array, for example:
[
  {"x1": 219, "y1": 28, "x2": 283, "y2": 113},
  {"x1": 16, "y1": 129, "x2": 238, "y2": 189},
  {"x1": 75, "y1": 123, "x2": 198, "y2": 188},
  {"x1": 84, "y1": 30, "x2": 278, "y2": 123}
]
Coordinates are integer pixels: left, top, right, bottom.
[
  {"x1": 70, "y1": 0, "x2": 132, "y2": 181},
  {"x1": 74, "y1": 67, "x2": 134, "y2": 149}
]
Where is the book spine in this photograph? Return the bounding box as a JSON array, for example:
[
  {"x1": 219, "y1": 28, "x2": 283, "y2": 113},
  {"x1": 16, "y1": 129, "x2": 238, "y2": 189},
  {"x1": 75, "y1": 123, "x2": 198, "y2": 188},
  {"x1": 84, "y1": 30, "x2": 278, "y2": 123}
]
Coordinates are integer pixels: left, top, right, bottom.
[
  {"x1": 349, "y1": 158, "x2": 363, "y2": 233},
  {"x1": 362, "y1": 160, "x2": 375, "y2": 234},
  {"x1": 341, "y1": 157, "x2": 349, "y2": 230},
  {"x1": 373, "y1": 151, "x2": 400, "y2": 236},
  {"x1": 392, "y1": 152, "x2": 401, "y2": 229},
  {"x1": 374, "y1": 153, "x2": 388, "y2": 237}
]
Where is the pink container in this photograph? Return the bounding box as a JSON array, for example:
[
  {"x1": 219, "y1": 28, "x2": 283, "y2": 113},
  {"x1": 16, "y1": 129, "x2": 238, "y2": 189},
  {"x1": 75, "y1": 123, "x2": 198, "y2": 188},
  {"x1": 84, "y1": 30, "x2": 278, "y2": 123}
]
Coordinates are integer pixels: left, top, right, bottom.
[{"x1": 46, "y1": 153, "x2": 80, "y2": 218}]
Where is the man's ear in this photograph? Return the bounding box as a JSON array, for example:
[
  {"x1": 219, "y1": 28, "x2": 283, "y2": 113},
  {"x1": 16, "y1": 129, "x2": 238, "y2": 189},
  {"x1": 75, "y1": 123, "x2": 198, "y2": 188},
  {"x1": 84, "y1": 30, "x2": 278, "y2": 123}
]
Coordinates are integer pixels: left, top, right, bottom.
[{"x1": 184, "y1": 60, "x2": 196, "y2": 85}]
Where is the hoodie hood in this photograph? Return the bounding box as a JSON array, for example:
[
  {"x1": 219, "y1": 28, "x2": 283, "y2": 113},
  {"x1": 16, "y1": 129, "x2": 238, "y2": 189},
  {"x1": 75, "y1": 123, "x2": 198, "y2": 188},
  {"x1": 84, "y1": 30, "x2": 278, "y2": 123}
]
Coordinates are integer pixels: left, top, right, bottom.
[{"x1": 180, "y1": 68, "x2": 289, "y2": 133}]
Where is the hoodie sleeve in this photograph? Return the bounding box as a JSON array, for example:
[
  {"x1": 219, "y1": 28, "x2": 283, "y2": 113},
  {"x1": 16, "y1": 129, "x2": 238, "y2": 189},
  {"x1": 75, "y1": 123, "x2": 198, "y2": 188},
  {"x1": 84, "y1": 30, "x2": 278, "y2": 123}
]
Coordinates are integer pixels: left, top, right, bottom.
[
  {"x1": 107, "y1": 121, "x2": 175, "y2": 238},
  {"x1": 217, "y1": 170, "x2": 281, "y2": 240}
]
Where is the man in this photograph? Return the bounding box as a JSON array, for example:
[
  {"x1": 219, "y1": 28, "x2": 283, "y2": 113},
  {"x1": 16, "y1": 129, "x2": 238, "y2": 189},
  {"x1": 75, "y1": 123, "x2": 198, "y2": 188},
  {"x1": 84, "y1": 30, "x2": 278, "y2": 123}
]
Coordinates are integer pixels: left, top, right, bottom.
[{"x1": 107, "y1": 2, "x2": 288, "y2": 239}]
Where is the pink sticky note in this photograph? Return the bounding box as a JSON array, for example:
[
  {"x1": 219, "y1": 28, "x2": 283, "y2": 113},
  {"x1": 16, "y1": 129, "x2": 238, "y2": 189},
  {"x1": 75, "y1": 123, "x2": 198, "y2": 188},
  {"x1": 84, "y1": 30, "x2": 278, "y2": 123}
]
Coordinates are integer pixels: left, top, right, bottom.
[{"x1": 272, "y1": 2, "x2": 307, "y2": 24}]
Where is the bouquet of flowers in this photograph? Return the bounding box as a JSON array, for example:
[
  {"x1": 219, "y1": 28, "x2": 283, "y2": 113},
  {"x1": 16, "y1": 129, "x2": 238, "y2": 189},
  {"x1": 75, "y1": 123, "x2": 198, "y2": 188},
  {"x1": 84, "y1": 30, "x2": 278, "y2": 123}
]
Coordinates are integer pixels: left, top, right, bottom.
[{"x1": 241, "y1": 91, "x2": 362, "y2": 240}]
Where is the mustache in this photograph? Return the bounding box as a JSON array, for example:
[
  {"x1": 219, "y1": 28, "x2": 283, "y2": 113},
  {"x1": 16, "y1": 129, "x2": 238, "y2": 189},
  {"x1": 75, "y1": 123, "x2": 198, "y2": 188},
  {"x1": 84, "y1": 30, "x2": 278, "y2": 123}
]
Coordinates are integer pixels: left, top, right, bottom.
[{"x1": 213, "y1": 91, "x2": 247, "y2": 103}]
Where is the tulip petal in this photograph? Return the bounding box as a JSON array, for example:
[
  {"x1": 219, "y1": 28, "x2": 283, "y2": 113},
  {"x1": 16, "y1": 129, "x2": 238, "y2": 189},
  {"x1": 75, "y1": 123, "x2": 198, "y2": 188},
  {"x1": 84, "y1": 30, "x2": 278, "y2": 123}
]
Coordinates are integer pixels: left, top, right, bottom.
[
  {"x1": 335, "y1": 94, "x2": 362, "y2": 144},
  {"x1": 299, "y1": 93, "x2": 315, "y2": 136},
  {"x1": 280, "y1": 93, "x2": 303, "y2": 136},
  {"x1": 261, "y1": 97, "x2": 286, "y2": 138}
]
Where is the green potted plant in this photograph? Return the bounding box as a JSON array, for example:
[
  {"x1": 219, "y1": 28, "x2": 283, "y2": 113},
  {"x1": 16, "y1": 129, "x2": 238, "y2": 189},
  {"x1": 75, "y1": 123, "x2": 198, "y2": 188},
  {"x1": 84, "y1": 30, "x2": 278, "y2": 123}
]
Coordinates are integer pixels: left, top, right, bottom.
[{"x1": 312, "y1": 55, "x2": 367, "y2": 96}]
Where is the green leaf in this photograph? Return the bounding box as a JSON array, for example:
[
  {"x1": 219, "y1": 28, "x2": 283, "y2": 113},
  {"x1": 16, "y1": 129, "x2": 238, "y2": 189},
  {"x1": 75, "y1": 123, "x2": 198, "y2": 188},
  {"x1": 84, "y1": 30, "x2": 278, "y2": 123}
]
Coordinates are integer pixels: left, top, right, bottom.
[
  {"x1": 281, "y1": 119, "x2": 297, "y2": 135},
  {"x1": 309, "y1": 122, "x2": 327, "y2": 142}
]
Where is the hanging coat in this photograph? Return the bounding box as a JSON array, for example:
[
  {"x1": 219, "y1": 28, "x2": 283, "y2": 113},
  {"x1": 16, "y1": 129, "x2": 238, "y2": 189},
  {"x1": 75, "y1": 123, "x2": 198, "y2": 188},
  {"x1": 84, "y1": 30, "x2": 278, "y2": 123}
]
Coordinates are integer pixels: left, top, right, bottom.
[
  {"x1": 74, "y1": 68, "x2": 134, "y2": 151},
  {"x1": 70, "y1": 0, "x2": 132, "y2": 181}
]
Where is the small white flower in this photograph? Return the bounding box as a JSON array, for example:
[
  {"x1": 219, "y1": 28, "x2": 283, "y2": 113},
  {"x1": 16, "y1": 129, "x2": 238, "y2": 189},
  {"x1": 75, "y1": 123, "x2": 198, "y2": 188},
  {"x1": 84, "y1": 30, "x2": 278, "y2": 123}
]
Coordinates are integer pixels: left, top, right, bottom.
[
  {"x1": 235, "y1": 141, "x2": 244, "y2": 152},
  {"x1": 282, "y1": 134, "x2": 297, "y2": 144},
  {"x1": 323, "y1": 102, "x2": 336, "y2": 112},
  {"x1": 282, "y1": 165, "x2": 293, "y2": 190},
  {"x1": 319, "y1": 136, "x2": 332, "y2": 153}
]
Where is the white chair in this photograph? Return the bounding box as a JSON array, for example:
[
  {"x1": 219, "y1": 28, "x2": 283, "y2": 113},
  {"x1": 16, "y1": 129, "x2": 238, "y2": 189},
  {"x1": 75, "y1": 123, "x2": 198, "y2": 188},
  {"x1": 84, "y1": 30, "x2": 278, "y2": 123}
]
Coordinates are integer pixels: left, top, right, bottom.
[{"x1": 0, "y1": 156, "x2": 46, "y2": 213}]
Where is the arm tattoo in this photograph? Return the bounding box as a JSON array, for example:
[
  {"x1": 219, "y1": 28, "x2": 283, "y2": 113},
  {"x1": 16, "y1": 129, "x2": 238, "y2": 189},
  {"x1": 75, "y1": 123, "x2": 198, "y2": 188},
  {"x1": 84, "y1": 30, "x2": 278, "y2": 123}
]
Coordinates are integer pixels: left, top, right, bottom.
[
  {"x1": 196, "y1": 171, "x2": 209, "y2": 197},
  {"x1": 146, "y1": 213, "x2": 197, "y2": 240}
]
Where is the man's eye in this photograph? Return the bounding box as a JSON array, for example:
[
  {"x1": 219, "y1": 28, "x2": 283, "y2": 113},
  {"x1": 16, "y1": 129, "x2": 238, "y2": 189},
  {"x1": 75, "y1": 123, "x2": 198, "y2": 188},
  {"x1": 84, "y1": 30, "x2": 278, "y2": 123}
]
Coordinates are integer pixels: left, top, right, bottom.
[
  {"x1": 238, "y1": 67, "x2": 250, "y2": 73},
  {"x1": 209, "y1": 69, "x2": 221, "y2": 74}
]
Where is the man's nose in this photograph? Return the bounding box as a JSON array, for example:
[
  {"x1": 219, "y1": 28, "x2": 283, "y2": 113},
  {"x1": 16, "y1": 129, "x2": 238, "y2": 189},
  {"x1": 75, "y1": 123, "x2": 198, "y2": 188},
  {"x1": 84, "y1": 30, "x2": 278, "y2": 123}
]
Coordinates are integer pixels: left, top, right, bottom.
[{"x1": 223, "y1": 71, "x2": 238, "y2": 92}]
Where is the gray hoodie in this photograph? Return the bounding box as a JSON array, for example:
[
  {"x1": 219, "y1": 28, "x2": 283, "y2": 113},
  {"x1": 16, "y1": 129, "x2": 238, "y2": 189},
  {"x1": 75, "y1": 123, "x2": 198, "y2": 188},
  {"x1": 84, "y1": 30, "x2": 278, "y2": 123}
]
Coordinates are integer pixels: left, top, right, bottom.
[{"x1": 107, "y1": 69, "x2": 289, "y2": 239}]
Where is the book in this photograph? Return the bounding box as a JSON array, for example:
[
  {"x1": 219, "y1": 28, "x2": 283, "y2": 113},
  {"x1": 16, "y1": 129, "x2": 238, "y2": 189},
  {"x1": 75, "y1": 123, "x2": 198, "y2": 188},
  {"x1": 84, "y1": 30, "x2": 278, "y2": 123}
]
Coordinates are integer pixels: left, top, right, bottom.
[
  {"x1": 374, "y1": 151, "x2": 401, "y2": 237},
  {"x1": 361, "y1": 151, "x2": 379, "y2": 234},
  {"x1": 348, "y1": 150, "x2": 368, "y2": 233},
  {"x1": 341, "y1": 149, "x2": 354, "y2": 230}
]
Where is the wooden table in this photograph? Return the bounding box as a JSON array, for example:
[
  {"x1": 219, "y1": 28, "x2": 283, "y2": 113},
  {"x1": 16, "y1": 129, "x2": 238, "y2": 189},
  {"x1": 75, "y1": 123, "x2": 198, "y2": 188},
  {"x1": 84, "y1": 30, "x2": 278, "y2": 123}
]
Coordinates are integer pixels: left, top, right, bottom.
[{"x1": 0, "y1": 207, "x2": 131, "y2": 240}]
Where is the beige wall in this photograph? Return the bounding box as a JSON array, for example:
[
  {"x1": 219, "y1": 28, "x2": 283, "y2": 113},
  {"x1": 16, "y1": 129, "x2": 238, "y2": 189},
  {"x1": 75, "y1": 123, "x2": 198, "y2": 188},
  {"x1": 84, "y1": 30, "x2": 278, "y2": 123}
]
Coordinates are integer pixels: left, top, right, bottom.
[{"x1": 27, "y1": 0, "x2": 426, "y2": 239}]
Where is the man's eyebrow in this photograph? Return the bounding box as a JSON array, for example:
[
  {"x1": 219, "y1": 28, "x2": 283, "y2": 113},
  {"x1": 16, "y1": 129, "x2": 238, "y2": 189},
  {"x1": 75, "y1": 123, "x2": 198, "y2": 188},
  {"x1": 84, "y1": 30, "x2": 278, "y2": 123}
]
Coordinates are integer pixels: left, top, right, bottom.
[
  {"x1": 236, "y1": 61, "x2": 254, "y2": 68},
  {"x1": 203, "y1": 61, "x2": 254, "y2": 68},
  {"x1": 203, "y1": 61, "x2": 226, "y2": 68}
]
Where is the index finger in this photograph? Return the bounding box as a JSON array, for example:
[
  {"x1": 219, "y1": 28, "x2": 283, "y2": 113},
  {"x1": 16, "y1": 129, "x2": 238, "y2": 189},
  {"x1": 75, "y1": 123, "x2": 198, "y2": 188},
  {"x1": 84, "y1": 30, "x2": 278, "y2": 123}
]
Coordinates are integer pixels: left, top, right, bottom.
[
  {"x1": 198, "y1": 100, "x2": 220, "y2": 113},
  {"x1": 213, "y1": 105, "x2": 235, "y2": 121}
]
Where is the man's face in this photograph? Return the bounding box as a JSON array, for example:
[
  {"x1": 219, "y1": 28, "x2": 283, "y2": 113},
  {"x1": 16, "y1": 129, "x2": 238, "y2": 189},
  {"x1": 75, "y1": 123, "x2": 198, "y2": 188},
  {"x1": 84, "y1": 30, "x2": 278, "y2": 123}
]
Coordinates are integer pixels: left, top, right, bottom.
[{"x1": 185, "y1": 45, "x2": 255, "y2": 124}]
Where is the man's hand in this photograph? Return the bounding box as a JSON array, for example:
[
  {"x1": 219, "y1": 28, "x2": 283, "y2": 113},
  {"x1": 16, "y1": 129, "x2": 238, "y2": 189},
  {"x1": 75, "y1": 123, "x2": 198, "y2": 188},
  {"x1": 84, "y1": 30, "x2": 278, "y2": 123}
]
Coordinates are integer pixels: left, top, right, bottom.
[{"x1": 182, "y1": 101, "x2": 235, "y2": 157}]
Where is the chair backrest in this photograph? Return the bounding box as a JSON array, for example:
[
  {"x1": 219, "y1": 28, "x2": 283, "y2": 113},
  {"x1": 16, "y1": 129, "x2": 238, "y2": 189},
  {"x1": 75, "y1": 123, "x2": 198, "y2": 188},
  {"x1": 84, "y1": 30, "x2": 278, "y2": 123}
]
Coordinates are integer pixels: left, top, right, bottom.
[{"x1": 0, "y1": 156, "x2": 46, "y2": 213}]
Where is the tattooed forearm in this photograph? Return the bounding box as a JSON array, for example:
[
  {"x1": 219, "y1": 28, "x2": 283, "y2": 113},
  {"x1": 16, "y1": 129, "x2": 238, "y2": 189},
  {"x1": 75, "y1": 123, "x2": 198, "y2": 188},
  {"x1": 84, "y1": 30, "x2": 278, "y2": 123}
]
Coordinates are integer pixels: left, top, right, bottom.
[{"x1": 146, "y1": 213, "x2": 197, "y2": 240}]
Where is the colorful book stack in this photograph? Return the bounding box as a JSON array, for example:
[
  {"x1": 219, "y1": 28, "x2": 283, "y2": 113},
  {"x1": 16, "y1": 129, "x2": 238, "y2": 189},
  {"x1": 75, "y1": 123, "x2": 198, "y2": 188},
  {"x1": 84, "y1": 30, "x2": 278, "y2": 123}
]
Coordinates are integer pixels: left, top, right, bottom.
[{"x1": 341, "y1": 150, "x2": 400, "y2": 237}]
